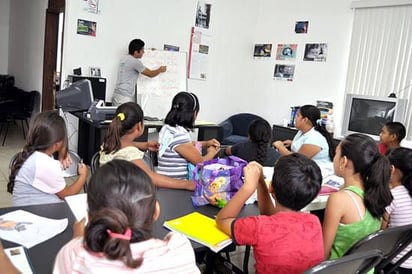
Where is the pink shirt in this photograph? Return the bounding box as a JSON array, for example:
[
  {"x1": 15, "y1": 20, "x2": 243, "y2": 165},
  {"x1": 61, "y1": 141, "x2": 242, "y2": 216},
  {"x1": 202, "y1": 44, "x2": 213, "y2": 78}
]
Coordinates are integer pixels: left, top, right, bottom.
[{"x1": 53, "y1": 232, "x2": 200, "y2": 274}]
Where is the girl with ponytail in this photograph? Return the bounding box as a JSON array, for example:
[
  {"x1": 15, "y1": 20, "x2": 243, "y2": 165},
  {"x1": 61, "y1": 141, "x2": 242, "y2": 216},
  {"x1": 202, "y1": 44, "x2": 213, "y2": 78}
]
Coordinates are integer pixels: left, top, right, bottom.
[
  {"x1": 273, "y1": 104, "x2": 335, "y2": 165},
  {"x1": 100, "y1": 102, "x2": 194, "y2": 190},
  {"x1": 381, "y1": 147, "x2": 412, "y2": 272},
  {"x1": 54, "y1": 160, "x2": 199, "y2": 273},
  {"x1": 224, "y1": 118, "x2": 280, "y2": 166},
  {"x1": 323, "y1": 133, "x2": 393, "y2": 259},
  {"x1": 8, "y1": 111, "x2": 87, "y2": 206}
]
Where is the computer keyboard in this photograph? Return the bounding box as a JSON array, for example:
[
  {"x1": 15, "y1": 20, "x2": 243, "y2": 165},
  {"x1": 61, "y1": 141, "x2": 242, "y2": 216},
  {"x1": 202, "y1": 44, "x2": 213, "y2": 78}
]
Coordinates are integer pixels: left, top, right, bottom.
[{"x1": 144, "y1": 116, "x2": 161, "y2": 121}]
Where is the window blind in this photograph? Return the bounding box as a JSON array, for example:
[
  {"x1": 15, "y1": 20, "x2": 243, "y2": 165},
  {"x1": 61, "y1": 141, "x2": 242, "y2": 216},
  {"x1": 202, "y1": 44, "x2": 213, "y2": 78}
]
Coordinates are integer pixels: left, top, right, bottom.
[{"x1": 346, "y1": 4, "x2": 412, "y2": 140}]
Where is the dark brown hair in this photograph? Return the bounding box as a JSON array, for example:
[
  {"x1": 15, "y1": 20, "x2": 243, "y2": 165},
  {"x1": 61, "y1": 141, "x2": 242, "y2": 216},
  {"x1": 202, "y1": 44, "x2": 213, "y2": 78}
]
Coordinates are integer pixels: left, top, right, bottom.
[
  {"x1": 102, "y1": 102, "x2": 144, "y2": 153},
  {"x1": 8, "y1": 111, "x2": 67, "y2": 193}
]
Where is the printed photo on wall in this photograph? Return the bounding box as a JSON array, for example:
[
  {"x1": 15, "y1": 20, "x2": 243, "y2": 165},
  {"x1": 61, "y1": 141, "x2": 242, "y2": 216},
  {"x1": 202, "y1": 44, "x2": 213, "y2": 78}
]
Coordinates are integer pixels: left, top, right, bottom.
[
  {"x1": 253, "y1": 44, "x2": 272, "y2": 58},
  {"x1": 295, "y1": 21, "x2": 309, "y2": 33},
  {"x1": 195, "y1": 1, "x2": 212, "y2": 29},
  {"x1": 164, "y1": 44, "x2": 180, "y2": 51},
  {"x1": 303, "y1": 43, "x2": 327, "y2": 62},
  {"x1": 83, "y1": 0, "x2": 100, "y2": 14},
  {"x1": 276, "y1": 44, "x2": 297, "y2": 60},
  {"x1": 273, "y1": 64, "x2": 295, "y2": 81},
  {"x1": 77, "y1": 19, "x2": 97, "y2": 37}
]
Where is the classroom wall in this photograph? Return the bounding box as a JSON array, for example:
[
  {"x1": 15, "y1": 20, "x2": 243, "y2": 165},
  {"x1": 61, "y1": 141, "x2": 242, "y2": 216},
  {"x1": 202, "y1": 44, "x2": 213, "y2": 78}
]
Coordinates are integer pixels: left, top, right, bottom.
[
  {"x1": 0, "y1": 0, "x2": 10, "y2": 74},
  {"x1": 61, "y1": 0, "x2": 354, "y2": 136},
  {"x1": 8, "y1": 0, "x2": 47, "y2": 92}
]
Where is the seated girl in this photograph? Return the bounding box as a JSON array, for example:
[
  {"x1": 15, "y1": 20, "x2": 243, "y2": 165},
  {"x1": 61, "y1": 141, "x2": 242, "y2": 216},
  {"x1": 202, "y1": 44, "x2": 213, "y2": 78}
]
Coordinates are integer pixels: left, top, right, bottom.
[
  {"x1": 157, "y1": 92, "x2": 220, "y2": 179},
  {"x1": 381, "y1": 147, "x2": 412, "y2": 273},
  {"x1": 272, "y1": 105, "x2": 335, "y2": 165},
  {"x1": 54, "y1": 160, "x2": 199, "y2": 273},
  {"x1": 224, "y1": 118, "x2": 280, "y2": 166},
  {"x1": 323, "y1": 133, "x2": 393, "y2": 259},
  {"x1": 99, "y1": 102, "x2": 194, "y2": 190},
  {"x1": 8, "y1": 111, "x2": 88, "y2": 206}
]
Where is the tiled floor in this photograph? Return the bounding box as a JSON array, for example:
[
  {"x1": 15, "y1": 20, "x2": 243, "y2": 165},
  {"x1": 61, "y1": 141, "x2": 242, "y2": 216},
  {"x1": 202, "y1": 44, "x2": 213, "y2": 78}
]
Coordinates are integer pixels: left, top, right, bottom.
[
  {"x1": 0, "y1": 121, "x2": 256, "y2": 273},
  {"x1": 0, "y1": 122, "x2": 25, "y2": 208}
]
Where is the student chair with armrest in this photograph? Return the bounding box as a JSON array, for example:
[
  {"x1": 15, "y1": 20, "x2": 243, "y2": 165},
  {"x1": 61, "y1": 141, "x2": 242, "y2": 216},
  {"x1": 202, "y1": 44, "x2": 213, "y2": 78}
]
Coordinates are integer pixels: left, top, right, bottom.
[
  {"x1": 344, "y1": 223, "x2": 412, "y2": 274},
  {"x1": 218, "y1": 113, "x2": 263, "y2": 145},
  {"x1": 304, "y1": 249, "x2": 383, "y2": 274}
]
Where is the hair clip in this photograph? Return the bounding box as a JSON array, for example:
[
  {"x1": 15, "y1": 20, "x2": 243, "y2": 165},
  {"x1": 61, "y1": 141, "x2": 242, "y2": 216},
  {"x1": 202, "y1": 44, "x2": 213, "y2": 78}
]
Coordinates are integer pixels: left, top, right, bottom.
[
  {"x1": 117, "y1": 113, "x2": 126, "y2": 121},
  {"x1": 316, "y1": 118, "x2": 323, "y2": 126},
  {"x1": 172, "y1": 104, "x2": 179, "y2": 109},
  {"x1": 107, "y1": 227, "x2": 132, "y2": 241}
]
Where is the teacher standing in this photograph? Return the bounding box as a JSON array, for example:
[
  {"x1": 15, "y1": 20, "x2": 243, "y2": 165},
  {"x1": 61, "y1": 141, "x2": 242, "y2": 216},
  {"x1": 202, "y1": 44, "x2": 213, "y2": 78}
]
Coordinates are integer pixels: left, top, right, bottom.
[{"x1": 112, "y1": 39, "x2": 167, "y2": 106}]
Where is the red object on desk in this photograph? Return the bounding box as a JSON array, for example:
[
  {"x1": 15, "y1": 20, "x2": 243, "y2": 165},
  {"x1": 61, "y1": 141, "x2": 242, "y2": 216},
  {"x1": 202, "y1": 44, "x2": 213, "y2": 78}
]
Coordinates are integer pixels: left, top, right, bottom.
[{"x1": 319, "y1": 185, "x2": 339, "y2": 196}]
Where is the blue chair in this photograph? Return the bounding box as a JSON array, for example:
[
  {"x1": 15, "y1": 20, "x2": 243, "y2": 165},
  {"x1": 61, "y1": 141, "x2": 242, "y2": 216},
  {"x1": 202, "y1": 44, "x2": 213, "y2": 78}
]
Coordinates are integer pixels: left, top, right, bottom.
[{"x1": 218, "y1": 113, "x2": 263, "y2": 145}]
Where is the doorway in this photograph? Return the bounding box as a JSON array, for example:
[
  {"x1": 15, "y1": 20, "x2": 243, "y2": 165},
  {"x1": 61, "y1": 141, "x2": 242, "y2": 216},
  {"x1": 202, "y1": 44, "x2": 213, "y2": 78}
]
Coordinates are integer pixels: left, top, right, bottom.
[{"x1": 42, "y1": 0, "x2": 65, "y2": 111}]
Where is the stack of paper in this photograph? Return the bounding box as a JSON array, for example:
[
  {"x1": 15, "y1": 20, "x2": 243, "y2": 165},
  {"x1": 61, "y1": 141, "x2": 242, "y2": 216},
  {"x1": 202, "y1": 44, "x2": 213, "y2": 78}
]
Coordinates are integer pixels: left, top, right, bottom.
[
  {"x1": 0, "y1": 210, "x2": 68, "y2": 248},
  {"x1": 164, "y1": 212, "x2": 232, "y2": 252}
]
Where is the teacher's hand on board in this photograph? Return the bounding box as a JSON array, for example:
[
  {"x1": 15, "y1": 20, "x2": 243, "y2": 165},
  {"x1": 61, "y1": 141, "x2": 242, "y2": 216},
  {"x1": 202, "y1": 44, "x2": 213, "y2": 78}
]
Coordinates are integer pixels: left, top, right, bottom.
[{"x1": 159, "y1": 65, "x2": 167, "y2": 73}]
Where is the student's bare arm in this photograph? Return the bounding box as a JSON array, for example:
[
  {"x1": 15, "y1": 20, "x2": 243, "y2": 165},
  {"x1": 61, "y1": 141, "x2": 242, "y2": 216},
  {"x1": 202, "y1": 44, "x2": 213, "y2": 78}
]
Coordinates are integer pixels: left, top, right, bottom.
[
  {"x1": 56, "y1": 164, "x2": 88, "y2": 199},
  {"x1": 216, "y1": 162, "x2": 261, "y2": 236},
  {"x1": 322, "y1": 192, "x2": 344, "y2": 259},
  {"x1": 175, "y1": 142, "x2": 219, "y2": 165}
]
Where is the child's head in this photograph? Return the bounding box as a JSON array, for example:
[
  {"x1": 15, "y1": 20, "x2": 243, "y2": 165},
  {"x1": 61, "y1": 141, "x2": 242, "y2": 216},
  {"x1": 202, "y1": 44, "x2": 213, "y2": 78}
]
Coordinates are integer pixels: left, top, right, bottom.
[
  {"x1": 248, "y1": 119, "x2": 272, "y2": 165},
  {"x1": 298, "y1": 105, "x2": 321, "y2": 128},
  {"x1": 379, "y1": 122, "x2": 406, "y2": 146},
  {"x1": 85, "y1": 159, "x2": 157, "y2": 269},
  {"x1": 8, "y1": 111, "x2": 67, "y2": 193},
  {"x1": 336, "y1": 133, "x2": 392, "y2": 218},
  {"x1": 164, "y1": 92, "x2": 199, "y2": 128},
  {"x1": 386, "y1": 147, "x2": 412, "y2": 197},
  {"x1": 102, "y1": 102, "x2": 144, "y2": 153},
  {"x1": 271, "y1": 153, "x2": 322, "y2": 211}
]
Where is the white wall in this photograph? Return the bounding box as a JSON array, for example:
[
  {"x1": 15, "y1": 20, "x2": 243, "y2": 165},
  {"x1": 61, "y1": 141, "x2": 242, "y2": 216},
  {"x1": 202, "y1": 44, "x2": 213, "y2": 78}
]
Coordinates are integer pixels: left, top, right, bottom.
[
  {"x1": 0, "y1": 0, "x2": 10, "y2": 74},
  {"x1": 251, "y1": 0, "x2": 354, "y2": 136},
  {"x1": 8, "y1": 0, "x2": 47, "y2": 92}
]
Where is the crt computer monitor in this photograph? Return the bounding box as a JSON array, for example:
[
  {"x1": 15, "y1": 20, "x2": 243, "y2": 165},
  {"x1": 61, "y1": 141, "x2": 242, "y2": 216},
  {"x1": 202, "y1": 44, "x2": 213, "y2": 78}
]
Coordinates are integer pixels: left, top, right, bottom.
[
  {"x1": 341, "y1": 94, "x2": 407, "y2": 141},
  {"x1": 56, "y1": 79, "x2": 94, "y2": 112}
]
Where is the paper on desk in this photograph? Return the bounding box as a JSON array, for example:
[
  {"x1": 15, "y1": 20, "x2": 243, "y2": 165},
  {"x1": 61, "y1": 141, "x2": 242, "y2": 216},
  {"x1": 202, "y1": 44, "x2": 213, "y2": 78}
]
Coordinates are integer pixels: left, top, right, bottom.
[
  {"x1": 0, "y1": 210, "x2": 68, "y2": 248},
  {"x1": 65, "y1": 193, "x2": 88, "y2": 223},
  {"x1": 4, "y1": 246, "x2": 33, "y2": 274}
]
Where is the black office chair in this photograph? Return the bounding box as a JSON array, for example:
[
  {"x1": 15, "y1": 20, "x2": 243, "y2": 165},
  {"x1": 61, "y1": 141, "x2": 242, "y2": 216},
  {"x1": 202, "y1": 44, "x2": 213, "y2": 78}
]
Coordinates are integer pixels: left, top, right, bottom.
[
  {"x1": 345, "y1": 223, "x2": 412, "y2": 273},
  {"x1": 304, "y1": 249, "x2": 383, "y2": 274}
]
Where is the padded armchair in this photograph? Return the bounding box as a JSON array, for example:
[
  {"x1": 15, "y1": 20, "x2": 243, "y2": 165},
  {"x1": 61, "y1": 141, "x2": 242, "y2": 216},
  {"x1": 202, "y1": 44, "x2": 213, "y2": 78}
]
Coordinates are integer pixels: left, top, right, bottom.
[{"x1": 218, "y1": 113, "x2": 263, "y2": 145}]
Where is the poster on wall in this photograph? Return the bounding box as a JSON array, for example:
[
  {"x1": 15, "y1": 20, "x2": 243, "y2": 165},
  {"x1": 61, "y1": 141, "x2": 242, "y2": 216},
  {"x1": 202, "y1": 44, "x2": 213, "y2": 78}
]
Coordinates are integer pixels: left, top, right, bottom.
[
  {"x1": 164, "y1": 44, "x2": 180, "y2": 51},
  {"x1": 83, "y1": 0, "x2": 100, "y2": 14},
  {"x1": 273, "y1": 64, "x2": 295, "y2": 81},
  {"x1": 276, "y1": 44, "x2": 297, "y2": 60},
  {"x1": 253, "y1": 44, "x2": 272, "y2": 58},
  {"x1": 303, "y1": 43, "x2": 327, "y2": 62},
  {"x1": 188, "y1": 27, "x2": 211, "y2": 80},
  {"x1": 77, "y1": 19, "x2": 97, "y2": 37},
  {"x1": 195, "y1": 1, "x2": 212, "y2": 29},
  {"x1": 295, "y1": 21, "x2": 309, "y2": 33}
]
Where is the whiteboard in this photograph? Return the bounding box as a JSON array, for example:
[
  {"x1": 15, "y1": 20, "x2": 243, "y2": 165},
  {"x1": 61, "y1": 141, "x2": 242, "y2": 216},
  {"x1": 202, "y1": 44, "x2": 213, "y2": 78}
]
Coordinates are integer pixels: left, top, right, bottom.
[{"x1": 136, "y1": 50, "x2": 187, "y2": 119}]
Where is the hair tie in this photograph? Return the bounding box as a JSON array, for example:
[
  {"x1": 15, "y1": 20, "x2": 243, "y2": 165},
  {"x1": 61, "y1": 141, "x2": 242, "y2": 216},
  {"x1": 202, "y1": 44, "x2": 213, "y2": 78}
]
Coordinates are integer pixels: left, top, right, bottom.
[
  {"x1": 117, "y1": 113, "x2": 126, "y2": 121},
  {"x1": 107, "y1": 227, "x2": 132, "y2": 241},
  {"x1": 316, "y1": 118, "x2": 323, "y2": 126},
  {"x1": 172, "y1": 104, "x2": 179, "y2": 109},
  {"x1": 188, "y1": 93, "x2": 197, "y2": 111}
]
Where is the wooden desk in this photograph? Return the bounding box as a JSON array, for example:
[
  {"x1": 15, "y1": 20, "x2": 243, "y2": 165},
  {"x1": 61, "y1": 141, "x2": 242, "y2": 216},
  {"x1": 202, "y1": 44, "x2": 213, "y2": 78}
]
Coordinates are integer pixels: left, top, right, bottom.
[
  {"x1": 70, "y1": 112, "x2": 220, "y2": 165},
  {"x1": 0, "y1": 202, "x2": 75, "y2": 274}
]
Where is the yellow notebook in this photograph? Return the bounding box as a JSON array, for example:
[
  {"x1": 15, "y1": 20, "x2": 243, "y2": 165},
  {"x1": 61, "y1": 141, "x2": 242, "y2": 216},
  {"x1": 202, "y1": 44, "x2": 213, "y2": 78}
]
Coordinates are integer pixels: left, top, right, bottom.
[{"x1": 163, "y1": 212, "x2": 232, "y2": 252}]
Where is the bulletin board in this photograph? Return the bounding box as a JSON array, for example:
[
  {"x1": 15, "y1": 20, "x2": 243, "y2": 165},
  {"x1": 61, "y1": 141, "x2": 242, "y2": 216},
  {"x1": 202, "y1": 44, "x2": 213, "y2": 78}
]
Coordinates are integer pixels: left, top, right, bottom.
[{"x1": 136, "y1": 50, "x2": 187, "y2": 119}]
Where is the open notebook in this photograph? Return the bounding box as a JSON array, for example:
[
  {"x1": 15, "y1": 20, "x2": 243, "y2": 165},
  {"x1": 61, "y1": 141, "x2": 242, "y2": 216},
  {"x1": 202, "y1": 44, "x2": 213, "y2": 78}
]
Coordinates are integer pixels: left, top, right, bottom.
[{"x1": 164, "y1": 212, "x2": 232, "y2": 253}]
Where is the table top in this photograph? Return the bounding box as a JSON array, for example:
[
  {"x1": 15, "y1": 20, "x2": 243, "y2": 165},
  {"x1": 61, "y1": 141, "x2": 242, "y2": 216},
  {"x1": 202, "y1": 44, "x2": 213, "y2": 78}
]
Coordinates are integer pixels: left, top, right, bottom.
[{"x1": 0, "y1": 202, "x2": 75, "y2": 274}]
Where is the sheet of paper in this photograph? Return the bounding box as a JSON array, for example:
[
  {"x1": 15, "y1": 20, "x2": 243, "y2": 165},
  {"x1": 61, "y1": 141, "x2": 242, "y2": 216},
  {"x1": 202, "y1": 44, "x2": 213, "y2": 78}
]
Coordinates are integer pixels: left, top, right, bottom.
[
  {"x1": 65, "y1": 193, "x2": 88, "y2": 223},
  {"x1": 0, "y1": 210, "x2": 68, "y2": 248},
  {"x1": 4, "y1": 246, "x2": 33, "y2": 274}
]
